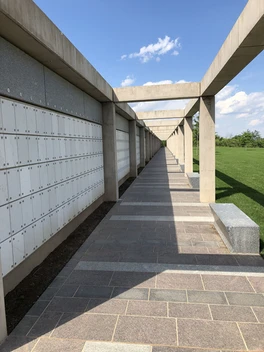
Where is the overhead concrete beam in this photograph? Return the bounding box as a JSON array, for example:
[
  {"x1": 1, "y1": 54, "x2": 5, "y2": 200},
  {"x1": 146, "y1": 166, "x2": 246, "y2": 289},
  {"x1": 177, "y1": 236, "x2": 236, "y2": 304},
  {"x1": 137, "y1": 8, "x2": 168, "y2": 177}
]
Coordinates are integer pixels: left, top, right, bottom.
[
  {"x1": 0, "y1": 0, "x2": 113, "y2": 102},
  {"x1": 201, "y1": 0, "x2": 264, "y2": 96},
  {"x1": 150, "y1": 126, "x2": 178, "y2": 132},
  {"x1": 136, "y1": 110, "x2": 184, "y2": 120},
  {"x1": 113, "y1": 83, "x2": 200, "y2": 103},
  {"x1": 144, "y1": 119, "x2": 182, "y2": 127},
  {"x1": 184, "y1": 99, "x2": 199, "y2": 117},
  {"x1": 115, "y1": 103, "x2": 136, "y2": 121}
]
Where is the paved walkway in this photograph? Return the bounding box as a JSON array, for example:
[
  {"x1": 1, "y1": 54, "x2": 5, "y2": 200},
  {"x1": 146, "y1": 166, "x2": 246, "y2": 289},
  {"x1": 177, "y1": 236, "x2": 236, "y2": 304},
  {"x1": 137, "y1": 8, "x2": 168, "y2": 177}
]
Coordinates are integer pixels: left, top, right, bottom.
[{"x1": 2, "y1": 148, "x2": 264, "y2": 351}]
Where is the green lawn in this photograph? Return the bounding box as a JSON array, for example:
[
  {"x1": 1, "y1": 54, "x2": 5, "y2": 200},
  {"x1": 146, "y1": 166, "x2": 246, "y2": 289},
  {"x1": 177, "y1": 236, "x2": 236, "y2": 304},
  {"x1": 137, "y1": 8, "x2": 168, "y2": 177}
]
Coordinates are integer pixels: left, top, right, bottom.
[{"x1": 193, "y1": 147, "x2": 264, "y2": 254}]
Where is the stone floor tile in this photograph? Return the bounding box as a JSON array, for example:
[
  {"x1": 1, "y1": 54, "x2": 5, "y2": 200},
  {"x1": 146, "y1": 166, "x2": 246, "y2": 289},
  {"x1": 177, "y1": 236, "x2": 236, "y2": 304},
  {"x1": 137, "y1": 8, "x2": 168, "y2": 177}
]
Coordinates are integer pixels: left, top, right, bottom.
[
  {"x1": 152, "y1": 348, "x2": 219, "y2": 352},
  {"x1": 33, "y1": 337, "x2": 85, "y2": 352},
  {"x1": 66, "y1": 270, "x2": 113, "y2": 286},
  {"x1": 196, "y1": 254, "x2": 238, "y2": 266},
  {"x1": 27, "y1": 311, "x2": 63, "y2": 338},
  {"x1": 207, "y1": 248, "x2": 230, "y2": 254},
  {"x1": 119, "y1": 252, "x2": 158, "y2": 263},
  {"x1": 248, "y1": 276, "x2": 264, "y2": 292},
  {"x1": 192, "y1": 241, "x2": 220, "y2": 248},
  {"x1": 0, "y1": 336, "x2": 39, "y2": 352},
  {"x1": 111, "y1": 287, "x2": 149, "y2": 300},
  {"x1": 202, "y1": 274, "x2": 254, "y2": 292},
  {"x1": 156, "y1": 273, "x2": 203, "y2": 290},
  {"x1": 11, "y1": 316, "x2": 38, "y2": 336},
  {"x1": 235, "y1": 256, "x2": 264, "y2": 267},
  {"x1": 83, "y1": 341, "x2": 152, "y2": 352},
  {"x1": 86, "y1": 299, "x2": 127, "y2": 314},
  {"x1": 169, "y1": 302, "x2": 211, "y2": 320},
  {"x1": 150, "y1": 289, "x2": 187, "y2": 302},
  {"x1": 201, "y1": 233, "x2": 222, "y2": 242},
  {"x1": 109, "y1": 272, "x2": 156, "y2": 288},
  {"x1": 49, "y1": 276, "x2": 67, "y2": 288},
  {"x1": 55, "y1": 285, "x2": 79, "y2": 297},
  {"x1": 177, "y1": 319, "x2": 246, "y2": 350},
  {"x1": 113, "y1": 316, "x2": 177, "y2": 345},
  {"x1": 26, "y1": 301, "x2": 50, "y2": 316},
  {"x1": 39, "y1": 287, "x2": 58, "y2": 300},
  {"x1": 126, "y1": 300, "x2": 167, "y2": 317},
  {"x1": 179, "y1": 246, "x2": 209, "y2": 254},
  {"x1": 46, "y1": 297, "x2": 89, "y2": 313},
  {"x1": 52, "y1": 313, "x2": 117, "y2": 340},
  {"x1": 74, "y1": 285, "x2": 113, "y2": 298},
  {"x1": 187, "y1": 290, "x2": 227, "y2": 304},
  {"x1": 253, "y1": 307, "x2": 264, "y2": 322},
  {"x1": 239, "y1": 323, "x2": 264, "y2": 351},
  {"x1": 225, "y1": 292, "x2": 264, "y2": 307},
  {"x1": 158, "y1": 254, "x2": 197, "y2": 265},
  {"x1": 210, "y1": 304, "x2": 257, "y2": 322}
]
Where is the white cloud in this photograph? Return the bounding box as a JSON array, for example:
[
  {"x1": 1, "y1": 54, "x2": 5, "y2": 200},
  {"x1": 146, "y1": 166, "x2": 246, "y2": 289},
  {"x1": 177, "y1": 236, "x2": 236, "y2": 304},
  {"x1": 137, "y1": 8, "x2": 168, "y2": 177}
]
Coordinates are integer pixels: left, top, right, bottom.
[
  {"x1": 121, "y1": 75, "x2": 135, "y2": 87},
  {"x1": 143, "y1": 79, "x2": 188, "y2": 86},
  {"x1": 249, "y1": 119, "x2": 264, "y2": 126},
  {"x1": 121, "y1": 36, "x2": 181, "y2": 63},
  {"x1": 156, "y1": 57, "x2": 161, "y2": 62},
  {"x1": 172, "y1": 50, "x2": 179, "y2": 56}
]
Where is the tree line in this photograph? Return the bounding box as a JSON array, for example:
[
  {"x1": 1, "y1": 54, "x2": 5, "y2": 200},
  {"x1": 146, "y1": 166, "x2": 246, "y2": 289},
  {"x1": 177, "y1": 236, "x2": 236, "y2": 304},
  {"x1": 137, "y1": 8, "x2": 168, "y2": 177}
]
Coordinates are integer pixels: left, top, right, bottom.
[{"x1": 193, "y1": 115, "x2": 264, "y2": 148}]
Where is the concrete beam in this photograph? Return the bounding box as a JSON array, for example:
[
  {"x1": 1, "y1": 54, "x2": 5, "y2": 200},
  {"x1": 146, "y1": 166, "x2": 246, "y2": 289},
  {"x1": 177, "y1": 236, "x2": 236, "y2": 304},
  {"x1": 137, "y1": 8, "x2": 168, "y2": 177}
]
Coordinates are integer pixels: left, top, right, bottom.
[
  {"x1": 201, "y1": 0, "x2": 264, "y2": 96},
  {"x1": 144, "y1": 119, "x2": 182, "y2": 127},
  {"x1": 113, "y1": 83, "x2": 200, "y2": 103},
  {"x1": 150, "y1": 126, "x2": 178, "y2": 132},
  {"x1": 115, "y1": 103, "x2": 136, "y2": 121},
  {"x1": 184, "y1": 99, "x2": 199, "y2": 117},
  {"x1": 136, "y1": 110, "x2": 184, "y2": 120},
  {"x1": 0, "y1": 0, "x2": 113, "y2": 102}
]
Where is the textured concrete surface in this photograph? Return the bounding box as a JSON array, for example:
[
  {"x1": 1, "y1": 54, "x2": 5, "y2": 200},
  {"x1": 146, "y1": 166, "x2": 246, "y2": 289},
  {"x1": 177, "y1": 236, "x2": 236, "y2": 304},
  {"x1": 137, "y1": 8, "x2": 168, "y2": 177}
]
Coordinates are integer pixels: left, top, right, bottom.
[
  {"x1": 210, "y1": 203, "x2": 260, "y2": 253},
  {"x1": 187, "y1": 172, "x2": 200, "y2": 189},
  {"x1": 1, "y1": 148, "x2": 264, "y2": 351}
]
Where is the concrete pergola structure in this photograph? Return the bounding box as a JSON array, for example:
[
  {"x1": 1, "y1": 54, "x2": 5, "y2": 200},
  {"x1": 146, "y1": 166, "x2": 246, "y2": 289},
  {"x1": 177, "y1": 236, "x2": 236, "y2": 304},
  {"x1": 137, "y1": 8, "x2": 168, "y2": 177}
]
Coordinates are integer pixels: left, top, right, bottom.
[{"x1": 113, "y1": 0, "x2": 264, "y2": 204}]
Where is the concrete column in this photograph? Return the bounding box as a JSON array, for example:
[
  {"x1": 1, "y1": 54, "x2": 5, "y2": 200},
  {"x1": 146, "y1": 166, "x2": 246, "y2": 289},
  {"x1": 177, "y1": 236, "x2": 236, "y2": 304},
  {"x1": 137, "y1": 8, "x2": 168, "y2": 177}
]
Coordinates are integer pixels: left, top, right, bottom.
[
  {"x1": 149, "y1": 134, "x2": 153, "y2": 159},
  {"x1": 146, "y1": 131, "x2": 150, "y2": 162},
  {"x1": 184, "y1": 117, "x2": 193, "y2": 173},
  {"x1": 0, "y1": 254, "x2": 7, "y2": 344},
  {"x1": 178, "y1": 125, "x2": 185, "y2": 166},
  {"x1": 174, "y1": 130, "x2": 178, "y2": 160},
  {"x1": 199, "y1": 96, "x2": 215, "y2": 203},
  {"x1": 140, "y1": 127, "x2": 145, "y2": 167},
  {"x1": 129, "y1": 120, "x2": 137, "y2": 177},
  {"x1": 102, "y1": 103, "x2": 118, "y2": 201}
]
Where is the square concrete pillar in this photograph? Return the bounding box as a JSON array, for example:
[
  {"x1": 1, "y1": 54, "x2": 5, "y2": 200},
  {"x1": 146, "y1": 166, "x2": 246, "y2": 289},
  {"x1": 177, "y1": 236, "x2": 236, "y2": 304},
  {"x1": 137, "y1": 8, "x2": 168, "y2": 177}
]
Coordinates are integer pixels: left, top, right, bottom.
[
  {"x1": 149, "y1": 134, "x2": 153, "y2": 159},
  {"x1": 129, "y1": 120, "x2": 137, "y2": 177},
  {"x1": 0, "y1": 254, "x2": 7, "y2": 345},
  {"x1": 140, "y1": 127, "x2": 145, "y2": 167},
  {"x1": 199, "y1": 96, "x2": 215, "y2": 203},
  {"x1": 102, "y1": 102, "x2": 118, "y2": 201},
  {"x1": 145, "y1": 131, "x2": 150, "y2": 162},
  {"x1": 178, "y1": 125, "x2": 185, "y2": 166},
  {"x1": 184, "y1": 117, "x2": 193, "y2": 173},
  {"x1": 174, "y1": 130, "x2": 179, "y2": 160}
]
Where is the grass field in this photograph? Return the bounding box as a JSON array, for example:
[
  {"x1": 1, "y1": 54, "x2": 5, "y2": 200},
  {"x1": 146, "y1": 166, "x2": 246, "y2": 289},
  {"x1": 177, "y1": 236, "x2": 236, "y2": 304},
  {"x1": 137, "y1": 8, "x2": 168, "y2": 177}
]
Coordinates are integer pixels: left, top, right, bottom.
[{"x1": 193, "y1": 146, "x2": 264, "y2": 254}]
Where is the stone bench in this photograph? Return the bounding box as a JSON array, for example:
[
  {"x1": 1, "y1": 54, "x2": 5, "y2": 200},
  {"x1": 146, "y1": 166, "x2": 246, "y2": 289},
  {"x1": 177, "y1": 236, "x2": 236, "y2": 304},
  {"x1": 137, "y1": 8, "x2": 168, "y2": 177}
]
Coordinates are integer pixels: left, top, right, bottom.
[
  {"x1": 187, "y1": 172, "x2": 199, "y2": 189},
  {"x1": 210, "y1": 203, "x2": 260, "y2": 254}
]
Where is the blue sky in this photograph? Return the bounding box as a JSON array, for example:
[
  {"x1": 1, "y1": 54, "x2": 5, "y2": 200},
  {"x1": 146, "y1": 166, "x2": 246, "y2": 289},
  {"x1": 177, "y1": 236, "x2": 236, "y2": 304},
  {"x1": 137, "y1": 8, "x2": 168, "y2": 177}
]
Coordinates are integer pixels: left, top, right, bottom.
[{"x1": 34, "y1": 0, "x2": 264, "y2": 137}]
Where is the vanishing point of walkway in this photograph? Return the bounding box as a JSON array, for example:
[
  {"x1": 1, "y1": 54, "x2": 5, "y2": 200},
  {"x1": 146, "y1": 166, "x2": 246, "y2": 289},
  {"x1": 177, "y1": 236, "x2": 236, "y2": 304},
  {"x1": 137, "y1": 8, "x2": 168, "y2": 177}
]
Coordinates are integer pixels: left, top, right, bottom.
[{"x1": 2, "y1": 148, "x2": 264, "y2": 351}]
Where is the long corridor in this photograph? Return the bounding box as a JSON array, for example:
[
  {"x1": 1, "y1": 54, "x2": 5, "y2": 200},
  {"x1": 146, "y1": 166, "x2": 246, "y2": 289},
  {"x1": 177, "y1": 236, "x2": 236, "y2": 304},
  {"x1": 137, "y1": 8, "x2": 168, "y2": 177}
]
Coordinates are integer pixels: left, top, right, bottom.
[{"x1": 2, "y1": 148, "x2": 264, "y2": 351}]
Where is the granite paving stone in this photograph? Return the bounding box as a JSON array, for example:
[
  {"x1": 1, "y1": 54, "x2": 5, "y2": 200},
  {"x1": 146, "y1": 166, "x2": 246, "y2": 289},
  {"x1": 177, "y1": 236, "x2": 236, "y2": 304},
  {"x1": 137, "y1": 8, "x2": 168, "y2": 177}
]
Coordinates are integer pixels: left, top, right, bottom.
[
  {"x1": 111, "y1": 287, "x2": 149, "y2": 300},
  {"x1": 55, "y1": 285, "x2": 79, "y2": 297},
  {"x1": 27, "y1": 311, "x2": 63, "y2": 338},
  {"x1": 252, "y1": 307, "x2": 264, "y2": 322},
  {"x1": 248, "y1": 276, "x2": 264, "y2": 292},
  {"x1": 26, "y1": 300, "x2": 50, "y2": 316},
  {"x1": 33, "y1": 337, "x2": 85, "y2": 352},
  {"x1": 46, "y1": 297, "x2": 89, "y2": 313},
  {"x1": 109, "y1": 272, "x2": 156, "y2": 288},
  {"x1": 156, "y1": 273, "x2": 204, "y2": 290},
  {"x1": 177, "y1": 319, "x2": 246, "y2": 350},
  {"x1": 51, "y1": 313, "x2": 118, "y2": 340},
  {"x1": 202, "y1": 274, "x2": 254, "y2": 292},
  {"x1": 74, "y1": 285, "x2": 113, "y2": 299},
  {"x1": 225, "y1": 292, "x2": 264, "y2": 306},
  {"x1": 239, "y1": 323, "x2": 264, "y2": 350},
  {"x1": 86, "y1": 299, "x2": 128, "y2": 314},
  {"x1": 83, "y1": 341, "x2": 152, "y2": 352},
  {"x1": 126, "y1": 300, "x2": 167, "y2": 317},
  {"x1": 169, "y1": 302, "x2": 211, "y2": 320},
  {"x1": 152, "y1": 348, "x2": 220, "y2": 352},
  {"x1": 10, "y1": 316, "x2": 38, "y2": 336},
  {"x1": 0, "y1": 336, "x2": 39, "y2": 352},
  {"x1": 113, "y1": 316, "x2": 177, "y2": 345},
  {"x1": 150, "y1": 289, "x2": 187, "y2": 302},
  {"x1": 66, "y1": 270, "x2": 113, "y2": 286},
  {"x1": 210, "y1": 304, "x2": 257, "y2": 322}
]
